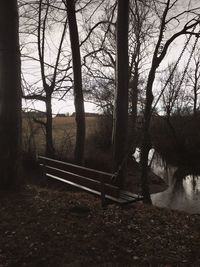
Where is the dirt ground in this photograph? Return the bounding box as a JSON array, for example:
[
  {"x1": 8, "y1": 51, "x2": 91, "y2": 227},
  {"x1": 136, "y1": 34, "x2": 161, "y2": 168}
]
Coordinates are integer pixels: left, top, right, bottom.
[{"x1": 0, "y1": 171, "x2": 200, "y2": 267}]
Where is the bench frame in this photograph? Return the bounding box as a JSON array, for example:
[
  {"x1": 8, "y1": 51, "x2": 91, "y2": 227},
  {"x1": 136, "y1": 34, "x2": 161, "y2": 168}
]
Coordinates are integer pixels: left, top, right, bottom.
[{"x1": 38, "y1": 156, "x2": 143, "y2": 206}]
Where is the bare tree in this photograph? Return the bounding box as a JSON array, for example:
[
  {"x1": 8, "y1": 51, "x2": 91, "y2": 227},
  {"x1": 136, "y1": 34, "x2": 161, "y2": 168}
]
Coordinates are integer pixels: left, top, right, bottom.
[
  {"x1": 64, "y1": 0, "x2": 86, "y2": 165},
  {"x1": 140, "y1": 0, "x2": 200, "y2": 203},
  {"x1": 129, "y1": 0, "x2": 153, "y2": 130},
  {"x1": 186, "y1": 45, "x2": 200, "y2": 116},
  {"x1": 83, "y1": 0, "x2": 152, "y2": 124},
  {"x1": 0, "y1": 0, "x2": 22, "y2": 189},
  {"x1": 21, "y1": 0, "x2": 70, "y2": 158},
  {"x1": 112, "y1": 0, "x2": 129, "y2": 186},
  {"x1": 82, "y1": 0, "x2": 152, "y2": 132},
  {"x1": 160, "y1": 63, "x2": 182, "y2": 117}
]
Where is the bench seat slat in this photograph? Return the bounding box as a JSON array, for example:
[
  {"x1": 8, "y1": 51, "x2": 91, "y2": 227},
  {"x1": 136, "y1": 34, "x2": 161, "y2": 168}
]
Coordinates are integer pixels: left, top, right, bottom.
[
  {"x1": 39, "y1": 156, "x2": 115, "y2": 184},
  {"x1": 120, "y1": 191, "x2": 143, "y2": 202},
  {"x1": 46, "y1": 174, "x2": 127, "y2": 204},
  {"x1": 43, "y1": 165, "x2": 120, "y2": 198}
]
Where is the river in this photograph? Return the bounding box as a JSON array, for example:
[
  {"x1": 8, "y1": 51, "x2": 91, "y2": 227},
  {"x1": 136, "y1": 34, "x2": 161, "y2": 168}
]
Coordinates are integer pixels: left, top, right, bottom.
[{"x1": 150, "y1": 151, "x2": 200, "y2": 214}]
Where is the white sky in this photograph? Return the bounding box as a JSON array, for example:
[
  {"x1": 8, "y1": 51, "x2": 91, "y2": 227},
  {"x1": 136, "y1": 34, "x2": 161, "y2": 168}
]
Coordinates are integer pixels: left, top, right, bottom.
[
  {"x1": 20, "y1": 0, "x2": 200, "y2": 115},
  {"x1": 22, "y1": 98, "x2": 98, "y2": 115}
]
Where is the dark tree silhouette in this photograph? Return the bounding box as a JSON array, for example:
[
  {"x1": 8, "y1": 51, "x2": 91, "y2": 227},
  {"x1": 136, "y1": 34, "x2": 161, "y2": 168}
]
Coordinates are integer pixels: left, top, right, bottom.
[
  {"x1": 112, "y1": 0, "x2": 129, "y2": 187},
  {"x1": 22, "y1": 0, "x2": 69, "y2": 158},
  {"x1": 140, "y1": 0, "x2": 200, "y2": 204},
  {"x1": 0, "y1": 0, "x2": 22, "y2": 189},
  {"x1": 65, "y1": 0, "x2": 85, "y2": 165}
]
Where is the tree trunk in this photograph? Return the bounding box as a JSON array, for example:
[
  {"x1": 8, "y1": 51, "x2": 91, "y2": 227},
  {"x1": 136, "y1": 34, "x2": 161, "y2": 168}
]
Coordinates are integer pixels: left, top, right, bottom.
[
  {"x1": 45, "y1": 92, "x2": 55, "y2": 158},
  {"x1": 0, "y1": 0, "x2": 22, "y2": 190},
  {"x1": 130, "y1": 65, "x2": 139, "y2": 138},
  {"x1": 66, "y1": 0, "x2": 85, "y2": 165},
  {"x1": 140, "y1": 68, "x2": 155, "y2": 204},
  {"x1": 193, "y1": 78, "x2": 198, "y2": 117},
  {"x1": 112, "y1": 0, "x2": 129, "y2": 187}
]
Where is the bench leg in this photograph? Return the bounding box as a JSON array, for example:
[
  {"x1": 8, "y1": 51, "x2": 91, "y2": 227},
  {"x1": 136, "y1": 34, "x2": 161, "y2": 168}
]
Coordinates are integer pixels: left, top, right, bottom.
[{"x1": 101, "y1": 176, "x2": 106, "y2": 208}]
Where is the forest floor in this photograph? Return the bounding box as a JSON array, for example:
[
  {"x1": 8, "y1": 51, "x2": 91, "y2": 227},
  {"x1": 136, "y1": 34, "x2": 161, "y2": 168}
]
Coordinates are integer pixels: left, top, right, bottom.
[{"x1": 0, "y1": 165, "x2": 200, "y2": 267}]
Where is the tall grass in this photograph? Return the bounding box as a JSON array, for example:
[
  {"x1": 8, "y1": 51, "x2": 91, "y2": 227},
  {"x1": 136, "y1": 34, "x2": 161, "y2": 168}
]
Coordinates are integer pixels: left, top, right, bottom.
[{"x1": 22, "y1": 116, "x2": 112, "y2": 170}]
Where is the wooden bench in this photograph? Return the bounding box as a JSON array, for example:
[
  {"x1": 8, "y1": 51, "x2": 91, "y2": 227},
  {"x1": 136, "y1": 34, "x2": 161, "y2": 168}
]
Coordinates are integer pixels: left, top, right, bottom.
[{"x1": 38, "y1": 156, "x2": 143, "y2": 206}]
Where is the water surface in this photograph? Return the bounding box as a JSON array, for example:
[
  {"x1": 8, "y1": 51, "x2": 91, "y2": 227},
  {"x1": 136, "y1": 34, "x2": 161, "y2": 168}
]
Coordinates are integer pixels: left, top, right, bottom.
[{"x1": 151, "y1": 153, "x2": 200, "y2": 214}]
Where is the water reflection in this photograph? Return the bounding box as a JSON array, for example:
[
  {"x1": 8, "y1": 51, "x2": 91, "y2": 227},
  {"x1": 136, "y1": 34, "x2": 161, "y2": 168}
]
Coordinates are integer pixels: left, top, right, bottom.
[
  {"x1": 151, "y1": 155, "x2": 200, "y2": 214},
  {"x1": 132, "y1": 148, "x2": 200, "y2": 213},
  {"x1": 183, "y1": 175, "x2": 200, "y2": 200}
]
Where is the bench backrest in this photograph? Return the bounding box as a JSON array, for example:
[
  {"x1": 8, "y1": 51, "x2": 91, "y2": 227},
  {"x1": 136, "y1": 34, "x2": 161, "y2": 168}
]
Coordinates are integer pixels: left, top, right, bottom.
[{"x1": 38, "y1": 156, "x2": 120, "y2": 198}]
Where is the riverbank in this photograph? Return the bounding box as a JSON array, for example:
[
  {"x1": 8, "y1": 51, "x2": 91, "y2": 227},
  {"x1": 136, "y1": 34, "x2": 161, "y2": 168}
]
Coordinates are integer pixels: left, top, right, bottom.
[
  {"x1": 124, "y1": 160, "x2": 168, "y2": 195},
  {"x1": 0, "y1": 182, "x2": 200, "y2": 266}
]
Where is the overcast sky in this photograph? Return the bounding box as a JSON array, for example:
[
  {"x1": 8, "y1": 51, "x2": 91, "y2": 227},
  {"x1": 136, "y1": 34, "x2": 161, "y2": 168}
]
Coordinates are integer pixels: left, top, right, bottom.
[{"x1": 21, "y1": 0, "x2": 200, "y2": 115}]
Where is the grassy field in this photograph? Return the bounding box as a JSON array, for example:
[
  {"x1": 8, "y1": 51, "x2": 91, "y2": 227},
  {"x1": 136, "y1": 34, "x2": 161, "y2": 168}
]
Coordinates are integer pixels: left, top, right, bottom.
[{"x1": 22, "y1": 116, "x2": 101, "y2": 159}]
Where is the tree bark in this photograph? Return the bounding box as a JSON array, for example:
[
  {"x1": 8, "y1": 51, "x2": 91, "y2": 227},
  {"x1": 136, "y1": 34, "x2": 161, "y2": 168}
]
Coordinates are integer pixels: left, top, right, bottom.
[
  {"x1": 66, "y1": 0, "x2": 85, "y2": 165},
  {"x1": 193, "y1": 66, "x2": 198, "y2": 117},
  {"x1": 112, "y1": 0, "x2": 129, "y2": 187},
  {"x1": 45, "y1": 90, "x2": 55, "y2": 158},
  {"x1": 0, "y1": 0, "x2": 22, "y2": 190},
  {"x1": 130, "y1": 64, "x2": 139, "y2": 136},
  {"x1": 140, "y1": 68, "x2": 155, "y2": 204}
]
